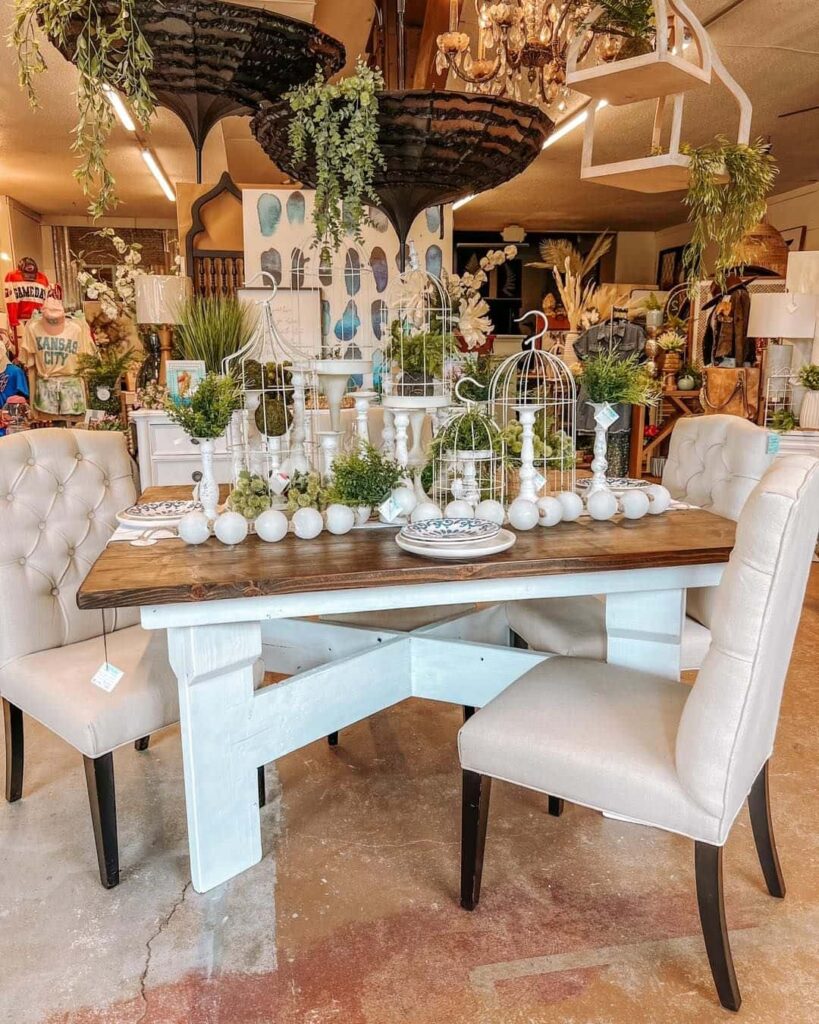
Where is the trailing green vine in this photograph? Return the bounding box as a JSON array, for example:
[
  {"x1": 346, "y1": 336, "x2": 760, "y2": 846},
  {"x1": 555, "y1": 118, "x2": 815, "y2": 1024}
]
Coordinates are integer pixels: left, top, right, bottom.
[
  {"x1": 12, "y1": 1, "x2": 156, "y2": 216},
  {"x1": 681, "y1": 136, "x2": 778, "y2": 293},
  {"x1": 287, "y1": 58, "x2": 385, "y2": 249}
]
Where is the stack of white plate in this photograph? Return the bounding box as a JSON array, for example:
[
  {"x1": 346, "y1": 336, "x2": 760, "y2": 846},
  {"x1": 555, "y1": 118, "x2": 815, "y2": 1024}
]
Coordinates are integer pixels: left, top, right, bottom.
[
  {"x1": 396, "y1": 517, "x2": 516, "y2": 560},
  {"x1": 116, "y1": 499, "x2": 202, "y2": 530}
]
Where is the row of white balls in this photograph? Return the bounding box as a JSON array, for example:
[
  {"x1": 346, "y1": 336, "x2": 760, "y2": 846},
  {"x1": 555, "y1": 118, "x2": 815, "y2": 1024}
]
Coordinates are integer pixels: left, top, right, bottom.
[
  {"x1": 179, "y1": 503, "x2": 364, "y2": 546},
  {"x1": 407, "y1": 484, "x2": 672, "y2": 531}
]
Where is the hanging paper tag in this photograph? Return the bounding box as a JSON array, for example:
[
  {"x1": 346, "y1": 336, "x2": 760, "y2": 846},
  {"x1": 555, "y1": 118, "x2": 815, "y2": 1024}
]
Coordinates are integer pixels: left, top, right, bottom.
[
  {"x1": 594, "y1": 403, "x2": 619, "y2": 429},
  {"x1": 450, "y1": 478, "x2": 465, "y2": 499},
  {"x1": 766, "y1": 433, "x2": 781, "y2": 455},
  {"x1": 378, "y1": 494, "x2": 405, "y2": 524},
  {"x1": 270, "y1": 472, "x2": 290, "y2": 496},
  {"x1": 92, "y1": 662, "x2": 124, "y2": 692},
  {"x1": 532, "y1": 470, "x2": 547, "y2": 493}
]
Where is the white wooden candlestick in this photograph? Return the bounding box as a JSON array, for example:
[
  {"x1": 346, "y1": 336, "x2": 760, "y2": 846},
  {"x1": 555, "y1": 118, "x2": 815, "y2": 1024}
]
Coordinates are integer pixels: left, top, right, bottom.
[
  {"x1": 318, "y1": 430, "x2": 343, "y2": 482},
  {"x1": 381, "y1": 408, "x2": 396, "y2": 458},
  {"x1": 408, "y1": 409, "x2": 427, "y2": 468},
  {"x1": 514, "y1": 406, "x2": 539, "y2": 504},
  {"x1": 393, "y1": 411, "x2": 411, "y2": 468},
  {"x1": 353, "y1": 390, "x2": 377, "y2": 448},
  {"x1": 588, "y1": 402, "x2": 612, "y2": 498},
  {"x1": 195, "y1": 438, "x2": 219, "y2": 521},
  {"x1": 289, "y1": 367, "x2": 310, "y2": 474}
]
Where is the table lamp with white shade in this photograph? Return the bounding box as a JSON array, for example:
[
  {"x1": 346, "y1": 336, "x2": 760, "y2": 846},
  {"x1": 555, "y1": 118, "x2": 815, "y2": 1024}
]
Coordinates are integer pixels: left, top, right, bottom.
[
  {"x1": 748, "y1": 292, "x2": 817, "y2": 392},
  {"x1": 135, "y1": 275, "x2": 192, "y2": 385},
  {"x1": 786, "y1": 251, "x2": 819, "y2": 363}
]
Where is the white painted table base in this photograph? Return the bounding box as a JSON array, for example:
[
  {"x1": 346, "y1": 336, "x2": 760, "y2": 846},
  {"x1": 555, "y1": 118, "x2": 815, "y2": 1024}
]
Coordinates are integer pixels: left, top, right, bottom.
[{"x1": 145, "y1": 561, "x2": 724, "y2": 892}]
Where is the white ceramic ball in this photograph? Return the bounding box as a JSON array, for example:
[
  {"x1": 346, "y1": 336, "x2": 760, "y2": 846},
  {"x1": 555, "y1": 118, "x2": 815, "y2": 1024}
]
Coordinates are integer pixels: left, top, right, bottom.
[
  {"x1": 619, "y1": 489, "x2": 650, "y2": 520},
  {"x1": 214, "y1": 510, "x2": 249, "y2": 546},
  {"x1": 411, "y1": 501, "x2": 443, "y2": 523},
  {"x1": 325, "y1": 503, "x2": 355, "y2": 536},
  {"x1": 537, "y1": 496, "x2": 563, "y2": 528},
  {"x1": 508, "y1": 498, "x2": 539, "y2": 531},
  {"x1": 292, "y1": 506, "x2": 324, "y2": 540},
  {"x1": 445, "y1": 500, "x2": 474, "y2": 519},
  {"x1": 391, "y1": 486, "x2": 418, "y2": 517},
  {"x1": 586, "y1": 490, "x2": 618, "y2": 522},
  {"x1": 254, "y1": 509, "x2": 289, "y2": 543},
  {"x1": 177, "y1": 511, "x2": 211, "y2": 545},
  {"x1": 646, "y1": 483, "x2": 672, "y2": 515},
  {"x1": 556, "y1": 491, "x2": 584, "y2": 523},
  {"x1": 475, "y1": 499, "x2": 505, "y2": 526}
]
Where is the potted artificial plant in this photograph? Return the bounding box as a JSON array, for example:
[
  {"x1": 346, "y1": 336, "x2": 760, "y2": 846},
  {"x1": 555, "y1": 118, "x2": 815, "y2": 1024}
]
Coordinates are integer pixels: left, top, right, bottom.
[
  {"x1": 641, "y1": 292, "x2": 664, "y2": 330},
  {"x1": 175, "y1": 296, "x2": 259, "y2": 374},
  {"x1": 657, "y1": 330, "x2": 686, "y2": 389},
  {"x1": 328, "y1": 444, "x2": 403, "y2": 525}
]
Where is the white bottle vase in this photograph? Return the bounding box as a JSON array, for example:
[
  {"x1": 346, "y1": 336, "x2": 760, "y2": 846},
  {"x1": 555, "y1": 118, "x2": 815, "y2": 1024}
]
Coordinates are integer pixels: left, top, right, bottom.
[
  {"x1": 195, "y1": 437, "x2": 219, "y2": 521},
  {"x1": 587, "y1": 403, "x2": 613, "y2": 498},
  {"x1": 800, "y1": 389, "x2": 819, "y2": 429}
]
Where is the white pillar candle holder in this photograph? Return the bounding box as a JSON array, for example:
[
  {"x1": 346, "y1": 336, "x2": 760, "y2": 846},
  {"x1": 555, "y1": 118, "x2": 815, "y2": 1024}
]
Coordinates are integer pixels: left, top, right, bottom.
[
  {"x1": 317, "y1": 370, "x2": 350, "y2": 434},
  {"x1": 461, "y1": 455, "x2": 480, "y2": 505},
  {"x1": 289, "y1": 367, "x2": 311, "y2": 474},
  {"x1": 393, "y1": 411, "x2": 411, "y2": 468},
  {"x1": 407, "y1": 409, "x2": 427, "y2": 468},
  {"x1": 381, "y1": 407, "x2": 396, "y2": 458},
  {"x1": 353, "y1": 390, "x2": 377, "y2": 448},
  {"x1": 513, "y1": 406, "x2": 540, "y2": 504},
  {"x1": 587, "y1": 402, "x2": 614, "y2": 498},
  {"x1": 195, "y1": 437, "x2": 219, "y2": 521},
  {"x1": 317, "y1": 430, "x2": 344, "y2": 483}
]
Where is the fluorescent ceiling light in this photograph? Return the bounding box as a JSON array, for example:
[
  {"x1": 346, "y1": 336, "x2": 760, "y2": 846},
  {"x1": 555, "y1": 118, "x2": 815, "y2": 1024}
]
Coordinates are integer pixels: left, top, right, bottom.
[
  {"x1": 141, "y1": 149, "x2": 176, "y2": 202},
  {"x1": 452, "y1": 194, "x2": 476, "y2": 211},
  {"x1": 542, "y1": 100, "x2": 608, "y2": 150},
  {"x1": 102, "y1": 85, "x2": 136, "y2": 132}
]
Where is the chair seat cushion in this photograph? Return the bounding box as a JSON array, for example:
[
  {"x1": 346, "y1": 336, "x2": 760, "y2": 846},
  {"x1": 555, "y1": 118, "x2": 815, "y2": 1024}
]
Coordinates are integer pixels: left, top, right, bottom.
[
  {"x1": 458, "y1": 657, "x2": 722, "y2": 844},
  {"x1": 506, "y1": 596, "x2": 712, "y2": 671},
  {"x1": 323, "y1": 604, "x2": 475, "y2": 631}
]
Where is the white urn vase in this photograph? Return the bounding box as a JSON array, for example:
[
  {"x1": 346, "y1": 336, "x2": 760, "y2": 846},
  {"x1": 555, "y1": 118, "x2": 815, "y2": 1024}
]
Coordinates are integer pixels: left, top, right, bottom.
[
  {"x1": 800, "y1": 389, "x2": 819, "y2": 429},
  {"x1": 195, "y1": 437, "x2": 219, "y2": 521}
]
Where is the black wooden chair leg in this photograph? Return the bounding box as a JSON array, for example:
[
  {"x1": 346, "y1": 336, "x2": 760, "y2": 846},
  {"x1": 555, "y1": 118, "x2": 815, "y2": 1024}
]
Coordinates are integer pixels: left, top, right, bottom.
[
  {"x1": 327, "y1": 732, "x2": 339, "y2": 747},
  {"x1": 461, "y1": 770, "x2": 492, "y2": 911},
  {"x1": 747, "y1": 761, "x2": 786, "y2": 898},
  {"x1": 134, "y1": 736, "x2": 150, "y2": 752},
  {"x1": 510, "y1": 629, "x2": 528, "y2": 649},
  {"x1": 3, "y1": 699, "x2": 24, "y2": 803},
  {"x1": 548, "y1": 795, "x2": 564, "y2": 817},
  {"x1": 694, "y1": 841, "x2": 741, "y2": 1011},
  {"x1": 463, "y1": 706, "x2": 476, "y2": 723},
  {"x1": 257, "y1": 765, "x2": 266, "y2": 807},
  {"x1": 83, "y1": 753, "x2": 120, "y2": 889}
]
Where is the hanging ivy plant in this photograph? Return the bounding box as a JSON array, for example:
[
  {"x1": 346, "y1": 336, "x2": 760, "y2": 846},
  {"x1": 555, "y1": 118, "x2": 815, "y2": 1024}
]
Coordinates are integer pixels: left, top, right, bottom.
[
  {"x1": 287, "y1": 58, "x2": 385, "y2": 250},
  {"x1": 12, "y1": 0, "x2": 156, "y2": 217},
  {"x1": 681, "y1": 136, "x2": 778, "y2": 293}
]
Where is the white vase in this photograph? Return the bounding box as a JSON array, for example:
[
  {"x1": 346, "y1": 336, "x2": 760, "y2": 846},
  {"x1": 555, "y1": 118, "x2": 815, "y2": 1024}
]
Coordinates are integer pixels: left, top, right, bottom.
[
  {"x1": 354, "y1": 504, "x2": 372, "y2": 527},
  {"x1": 586, "y1": 403, "x2": 612, "y2": 498},
  {"x1": 195, "y1": 437, "x2": 219, "y2": 521},
  {"x1": 800, "y1": 390, "x2": 819, "y2": 429}
]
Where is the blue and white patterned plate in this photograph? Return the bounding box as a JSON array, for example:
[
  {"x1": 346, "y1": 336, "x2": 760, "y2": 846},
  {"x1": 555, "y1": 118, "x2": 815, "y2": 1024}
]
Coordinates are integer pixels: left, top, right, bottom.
[
  {"x1": 575, "y1": 477, "x2": 649, "y2": 495},
  {"x1": 400, "y1": 518, "x2": 500, "y2": 544},
  {"x1": 117, "y1": 500, "x2": 203, "y2": 529}
]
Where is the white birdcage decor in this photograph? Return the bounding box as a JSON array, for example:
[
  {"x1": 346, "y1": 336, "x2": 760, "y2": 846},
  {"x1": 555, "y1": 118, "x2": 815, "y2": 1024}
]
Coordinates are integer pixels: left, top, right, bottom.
[
  {"x1": 488, "y1": 311, "x2": 577, "y2": 501},
  {"x1": 382, "y1": 252, "x2": 454, "y2": 467},
  {"x1": 430, "y1": 377, "x2": 506, "y2": 510}
]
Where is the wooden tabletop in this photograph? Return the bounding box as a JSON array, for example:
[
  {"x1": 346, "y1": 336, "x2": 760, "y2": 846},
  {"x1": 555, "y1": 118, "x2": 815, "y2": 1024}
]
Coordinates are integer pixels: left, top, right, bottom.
[{"x1": 76, "y1": 486, "x2": 737, "y2": 610}]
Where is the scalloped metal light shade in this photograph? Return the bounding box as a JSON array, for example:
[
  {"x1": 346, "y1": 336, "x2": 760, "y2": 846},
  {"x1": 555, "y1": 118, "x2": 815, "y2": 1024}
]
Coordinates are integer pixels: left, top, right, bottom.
[
  {"x1": 53, "y1": 1, "x2": 346, "y2": 167},
  {"x1": 251, "y1": 90, "x2": 554, "y2": 252}
]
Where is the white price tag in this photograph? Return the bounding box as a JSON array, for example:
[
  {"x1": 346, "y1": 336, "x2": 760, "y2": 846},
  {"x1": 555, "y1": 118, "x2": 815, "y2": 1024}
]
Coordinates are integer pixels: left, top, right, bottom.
[
  {"x1": 378, "y1": 495, "x2": 405, "y2": 523},
  {"x1": 532, "y1": 470, "x2": 547, "y2": 493},
  {"x1": 766, "y1": 433, "x2": 780, "y2": 455},
  {"x1": 270, "y1": 472, "x2": 290, "y2": 496},
  {"x1": 92, "y1": 662, "x2": 124, "y2": 692},
  {"x1": 594, "y1": 402, "x2": 619, "y2": 429}
]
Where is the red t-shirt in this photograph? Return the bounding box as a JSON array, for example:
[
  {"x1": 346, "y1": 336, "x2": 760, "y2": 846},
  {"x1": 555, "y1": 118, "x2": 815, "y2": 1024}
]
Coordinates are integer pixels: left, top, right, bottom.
[{"x1": 4, "y1": 270, "x2": 49, "y2": 327}]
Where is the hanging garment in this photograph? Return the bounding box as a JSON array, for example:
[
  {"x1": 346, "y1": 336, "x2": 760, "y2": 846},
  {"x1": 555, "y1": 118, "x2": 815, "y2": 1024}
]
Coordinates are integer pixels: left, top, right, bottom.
[
  {"x1": 3, "y1": 270, "x2": 49, "y2": 328},
  {"x1": 702, "y1": 284, "x2": 752, "y2": 366},
  {"x1": 19, "y1": 316, "x2": 95, "y2": 380},
  {"x1": 573, "y1": 319, "x2": 647, "y2": 434},
  {"x1": 0, "y1": 359, "x2": 29, "y2": 436}
]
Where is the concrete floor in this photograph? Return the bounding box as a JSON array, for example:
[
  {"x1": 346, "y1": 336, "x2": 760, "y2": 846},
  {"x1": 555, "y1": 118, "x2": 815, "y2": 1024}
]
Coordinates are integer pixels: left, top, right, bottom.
[{"x1": 2, "y1": 569, "x2": 818, "y2": 1023}]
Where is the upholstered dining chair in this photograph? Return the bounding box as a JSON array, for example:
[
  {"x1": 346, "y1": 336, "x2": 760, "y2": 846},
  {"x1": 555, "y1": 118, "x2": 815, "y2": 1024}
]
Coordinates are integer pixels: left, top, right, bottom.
[
  {"x1": 457, "y1": 454, "x2": 819, "y2": 1011},
  {"x1": 0, "y1": 430, "x2": 180, "y2": 888},
  {"x1": 505, "y1": 415, "x2": 774, "y2": 672}
]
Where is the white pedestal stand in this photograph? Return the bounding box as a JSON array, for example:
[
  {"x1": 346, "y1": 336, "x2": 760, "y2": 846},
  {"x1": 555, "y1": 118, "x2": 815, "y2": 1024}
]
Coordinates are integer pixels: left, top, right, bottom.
[
  {"x1": 317, "y1": 430, "x2": 344, "y2": 483},
  {"x1": 353, "y1": 390, "x2": 377, "y2": 448},
  {"x1": 512, "y1": 406, "x2": 540, "y2": 504}
]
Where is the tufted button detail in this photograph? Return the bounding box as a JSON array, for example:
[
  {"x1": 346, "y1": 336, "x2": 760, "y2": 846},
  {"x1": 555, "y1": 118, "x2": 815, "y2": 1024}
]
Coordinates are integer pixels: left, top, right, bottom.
[
  {"x1": 67, "y1": 547, "x2": 75, "y2": 557},
  {"x1": 18, "y1": 557, "x2": 26, "y2": 566},
  {"x1": 103, "y1": 478, "x2": 110, "y2": 487},
  {"x1": 27, "y1": 458, "x2": 35, "y2": 467},
  {"x1": 76, "y1": 454, "x2": 83, "y2": 462},
  {"x1": 6, "y1": 494, "x2": 12, "y2": 502},
  {"x1": 51, "y1": 587, "x2": 60, "y2": 597},
  {"x1": 57, "y1": 485, "x2": 65, "y2": 494},
  {"x1": 38, "y1": 522, "x2": 46, "y2": 531},
  {"x1": 88, "y1": 511, "x2": 95, "y2": 520}
]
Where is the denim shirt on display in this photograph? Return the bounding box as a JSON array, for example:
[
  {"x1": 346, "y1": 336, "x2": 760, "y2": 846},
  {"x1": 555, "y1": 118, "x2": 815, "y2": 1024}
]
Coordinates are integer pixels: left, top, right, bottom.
[{"x1": 574, "y1": 320, "x2": 647, "y2": 433}]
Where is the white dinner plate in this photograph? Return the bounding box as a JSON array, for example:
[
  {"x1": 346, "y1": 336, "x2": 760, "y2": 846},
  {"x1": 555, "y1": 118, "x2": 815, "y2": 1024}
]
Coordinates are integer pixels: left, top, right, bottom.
[
  {"x1": 400, "y1": 517, "x2": 500, "y2": 544},
  {"x1": 396, "y1": 528, "x2": 516, "y2": 560},
  {"x1": 117, "y1": 499, "x2": 202, "y2": 530}
]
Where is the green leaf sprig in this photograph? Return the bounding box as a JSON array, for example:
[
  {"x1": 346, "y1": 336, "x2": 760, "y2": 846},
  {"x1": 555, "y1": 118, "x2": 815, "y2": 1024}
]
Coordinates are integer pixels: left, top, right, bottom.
[{"x1": 164, "y1": 372, "x2": 240, "y2": 440}]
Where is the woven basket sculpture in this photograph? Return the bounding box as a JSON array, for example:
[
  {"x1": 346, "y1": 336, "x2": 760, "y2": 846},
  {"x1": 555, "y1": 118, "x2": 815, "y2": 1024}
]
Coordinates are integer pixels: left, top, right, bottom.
[
  {"x1": 251, "y1": 90, "x2": 553, "y2": 264},
  {"x1": 52, "y1": 1, "x2": 345, "y2": 173}
]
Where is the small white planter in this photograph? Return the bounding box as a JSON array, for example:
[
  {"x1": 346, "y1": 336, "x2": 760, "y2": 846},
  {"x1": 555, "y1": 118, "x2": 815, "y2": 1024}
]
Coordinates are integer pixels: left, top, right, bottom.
[{"x1": 799, "y1": 390, "x2": 819, "y2": 429}]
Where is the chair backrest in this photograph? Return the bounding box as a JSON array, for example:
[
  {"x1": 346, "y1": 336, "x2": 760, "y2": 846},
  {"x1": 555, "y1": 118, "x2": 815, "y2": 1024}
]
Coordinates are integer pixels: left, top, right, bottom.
[
  {"x1": 675, "y1": 455, "x2": 819, "y2": 834},
  {"x1": 0, "y1": 429, "x2": 139, "y2": 669},
  {"x1": 663, "y1": 415, "x2": 774, "y2": 521}
]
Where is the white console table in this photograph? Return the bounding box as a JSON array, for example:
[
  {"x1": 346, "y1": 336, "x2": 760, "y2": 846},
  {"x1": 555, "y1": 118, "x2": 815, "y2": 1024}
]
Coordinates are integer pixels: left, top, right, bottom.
[{"x1": 130, "y1": 410, "x2": 235, "y2": 489}]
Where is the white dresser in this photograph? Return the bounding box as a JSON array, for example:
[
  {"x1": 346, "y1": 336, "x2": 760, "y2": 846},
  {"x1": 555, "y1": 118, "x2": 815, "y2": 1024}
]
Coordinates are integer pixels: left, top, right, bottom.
[{"x1": 130, "y1": 409, "x2": 235, "y2": 489}]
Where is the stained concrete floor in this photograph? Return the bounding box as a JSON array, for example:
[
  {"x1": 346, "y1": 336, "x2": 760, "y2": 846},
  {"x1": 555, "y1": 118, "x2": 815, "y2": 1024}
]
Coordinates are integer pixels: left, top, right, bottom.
[{"x1": 2, "y1": 569, "x2": 818, "y2": 1023}]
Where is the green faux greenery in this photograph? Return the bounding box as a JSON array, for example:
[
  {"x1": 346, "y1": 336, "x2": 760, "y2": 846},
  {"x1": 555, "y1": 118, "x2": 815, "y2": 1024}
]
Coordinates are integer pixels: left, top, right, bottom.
[
  {"x1": 387, "y1": 321, "x2": 455, "y2": 380},
  {"x1": 770, "y1": 408, "x2": 798, "y2": 433},
  {"x1": 501, "y1": 416, "x2": 576, "y2": 470},
  {"x1": 287, "y1": 470, "x2": 331, "y2": 513},
  {"x1": 77, "y1": 344, "x2": 139, "y2": 413},
  {"x1": 13, "y1": 1, "x2": 155, "y2": 216},
  {"x1": 580, "y1": 350, "x2": 660, "y2": 406},
  {"x1": 680, "y1": 362, "x2": 703, "y2": 388},
  {"x1": 454, "y1": 355, "x2": 493, "y2": 403},
  {"x1": 594, "y1": 0, "x2": 655, "y2": 57},
  {"x1": 255, "y1": 396, "x2": 288, "y2": 437},
  {"x1": 227, "y1": 470, "x2": 272, "y2": 519},
  {"x1": 429, "y1": 409, "x2": 502, "y2": 458},
  {"x1": 682, "y1": 136, "x2": 778, "y2": 293},
  {"x1": 164, "y1": 372, "x2": 240, "y2": 439},
  {"x1": 641, "y1": 291, "x2": 663, "y2": 311},
  {"x1": 287, "y1": 59, "x2": 385, "y2": 249},
  {"x1": 243, "y1": 360, "x2": 292, "y2": 392},
  {"x1": 175, "y1": 297, "x2": 259, "y2": 374},
  {"x1": 798, "y1": 363, "x2": 819, "y2": 390},
  {"x1": 328, "y1": 444, "x2": 403, "y2": 507},
  {"x1": 657, "y1": 332, "x2": 686, "y2": 353}
]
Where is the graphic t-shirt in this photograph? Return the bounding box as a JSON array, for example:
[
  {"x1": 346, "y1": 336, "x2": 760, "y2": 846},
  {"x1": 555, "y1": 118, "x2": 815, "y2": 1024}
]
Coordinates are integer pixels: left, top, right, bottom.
[
  {"x1": 0, "y1": 361, "x2": 29, "y2": 436},
  {"x1": 4, "y1": 271, "x2": 49, "y2": 327},
  {"x1": 20, "y1": 317, "x2": 95, "y2": 379}
]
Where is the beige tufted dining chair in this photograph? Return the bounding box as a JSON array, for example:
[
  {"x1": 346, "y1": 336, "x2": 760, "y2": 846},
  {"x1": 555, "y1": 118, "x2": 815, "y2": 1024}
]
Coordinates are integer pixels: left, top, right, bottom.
[
  {"x1": 458, "y1": 455, "x2": 819, "y2": 1011},
  {"x1": 0, "y1": 429, "x2": 182, "y2": 888},
  {"x1": 505, "y1": 415, "x2": 775, "y2": 673}
]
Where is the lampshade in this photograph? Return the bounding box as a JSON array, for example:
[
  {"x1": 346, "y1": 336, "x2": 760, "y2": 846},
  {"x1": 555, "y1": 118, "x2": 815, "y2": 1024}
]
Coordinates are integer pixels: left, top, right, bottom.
[
  {"x1": 747, "y1": 292, "x2": 817, "y2": 338},
  {"x1": 135, "y1": 275, "x2": 192, "y2": 325},
  {"x1": 786, "y1": 251, "x2": 819, "y2": 295}
]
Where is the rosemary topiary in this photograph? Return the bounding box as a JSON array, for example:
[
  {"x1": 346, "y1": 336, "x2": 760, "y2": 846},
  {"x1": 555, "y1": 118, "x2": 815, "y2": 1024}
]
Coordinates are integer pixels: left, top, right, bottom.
[
  {"x1": 328, "y1": 445, "x2": 403, "y2": 507},
  {"x1": 164, "y1": 372, "x2": 239, "y2": 439},
  {"x1": 580, "y1": 349, "x2": 660, "y2": 406}
]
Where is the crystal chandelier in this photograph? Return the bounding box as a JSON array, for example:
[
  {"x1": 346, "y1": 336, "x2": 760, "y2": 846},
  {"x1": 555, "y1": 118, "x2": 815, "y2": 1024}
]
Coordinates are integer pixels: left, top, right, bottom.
[{"x1": 436, "y1": 1, "x2": 596, "y2": 113}]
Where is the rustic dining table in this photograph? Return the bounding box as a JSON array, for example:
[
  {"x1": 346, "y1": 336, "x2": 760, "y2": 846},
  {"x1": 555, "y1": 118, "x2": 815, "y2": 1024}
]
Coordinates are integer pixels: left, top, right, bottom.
[{"x1": 78, "y1": 486, "x2": 736, "y2": 894}]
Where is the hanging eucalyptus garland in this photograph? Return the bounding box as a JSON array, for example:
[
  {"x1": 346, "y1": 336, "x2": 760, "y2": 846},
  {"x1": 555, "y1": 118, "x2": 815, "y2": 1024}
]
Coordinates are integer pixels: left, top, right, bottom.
[
  {"x1": 12, "y1": 0, "x2": 156, "y2": 217},
  {"x1": 287, "y1": 59, "x2": 385, "y2": 250}
]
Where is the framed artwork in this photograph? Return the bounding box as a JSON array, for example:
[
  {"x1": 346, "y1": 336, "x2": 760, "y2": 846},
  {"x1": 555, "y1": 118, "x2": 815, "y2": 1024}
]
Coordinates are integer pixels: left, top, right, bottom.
[
  {"x1": 238, "y1": 285, "x2": 324, "y2": 358},
  {"x1": 166, "y1": 360, "x2": 206, "y2": 405},
  {"x1": 656, "y1": 245, "x2": 686, "y2": 291},
  {"x1": 780, "y1": 226, "x2": 806, "y2": 252}
]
